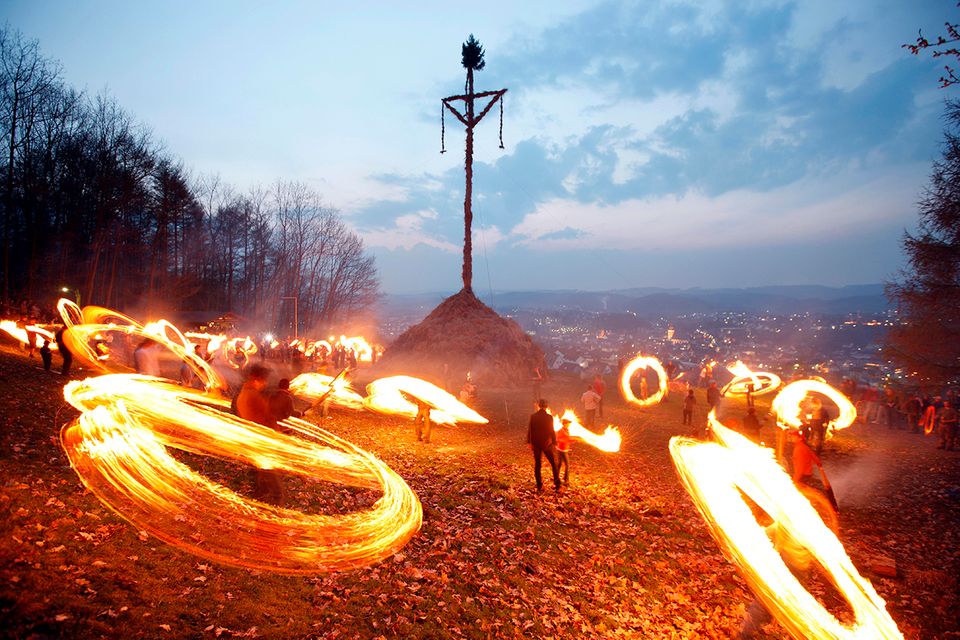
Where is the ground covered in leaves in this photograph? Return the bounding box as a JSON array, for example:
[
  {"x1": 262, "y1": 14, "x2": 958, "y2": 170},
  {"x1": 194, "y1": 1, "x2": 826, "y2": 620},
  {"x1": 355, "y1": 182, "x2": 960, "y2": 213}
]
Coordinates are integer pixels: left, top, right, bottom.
[{"x1": 0, "y1": 343, "x2": 958, "y2": 639}]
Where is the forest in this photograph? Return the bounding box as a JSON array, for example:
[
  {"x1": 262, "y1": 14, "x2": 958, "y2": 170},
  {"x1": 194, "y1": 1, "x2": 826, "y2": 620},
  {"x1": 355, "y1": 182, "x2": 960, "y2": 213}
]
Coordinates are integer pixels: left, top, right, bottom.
[{"x1": 0, "y1": 28, "x2": 378, "y2": 333}]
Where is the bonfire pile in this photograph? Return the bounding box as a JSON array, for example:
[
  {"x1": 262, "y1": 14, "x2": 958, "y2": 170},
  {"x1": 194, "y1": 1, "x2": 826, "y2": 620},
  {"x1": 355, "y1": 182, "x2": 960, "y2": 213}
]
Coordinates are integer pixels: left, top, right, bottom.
[{"x1": 378, "y1": 289, "x2": 545, "y2": 387}]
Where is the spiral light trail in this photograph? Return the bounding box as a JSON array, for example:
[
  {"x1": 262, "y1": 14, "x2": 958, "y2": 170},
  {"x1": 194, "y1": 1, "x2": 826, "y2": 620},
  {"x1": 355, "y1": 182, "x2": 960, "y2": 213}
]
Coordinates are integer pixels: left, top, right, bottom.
[
  {"x1": 62, "y1": 374, "x2": 423, "y2": 573},
  {"x1": 771, "y1": 379, "x2": 857, "y2": 435},
  {"x1": 619, "y1": 355, "x2": 669, "y2": 408},
  {"x1": 670, "y1": 411, "x2": 901, "y2": 639},
  {"x1": 721, "y1": 360, "x2": 782, "y2": 397}
]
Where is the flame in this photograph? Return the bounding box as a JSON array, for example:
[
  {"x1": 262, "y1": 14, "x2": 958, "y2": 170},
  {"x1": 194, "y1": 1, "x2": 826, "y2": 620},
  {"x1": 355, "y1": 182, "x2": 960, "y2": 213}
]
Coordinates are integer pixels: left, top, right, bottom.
[
  {"x1": 363, "y1": 375, "x2": 488, "y2": 426},
  {"x1": 288, "y1": 372, "x2": 366, "y2": 410},
  {"x1": 340, "y1": 335, "x2": 374, "y2": 362},
  {"x1": 722, "y1": 360, "x2": 782, "y2": 397},
  {"x1": 670, "y1": 412, "x2": 902, "y2": 639},
  {"x1": 61, "y1": 374, "x2": 422, "y2": 574},
  {"x1": 619, "y1": 355, "x2": 668, "y2": 407},
  {"x1": 552, "y1": 409, "x2": 621, "y2": 452},
  {"x1": 0, "y1": 320, "x2": 58, "y2": 350},
  {"x1": 771, "y1": 379, "x2": 857, "y2": 436},
  {"x1": 57, "y1": 300, "x2": 225, "y2": 392}
]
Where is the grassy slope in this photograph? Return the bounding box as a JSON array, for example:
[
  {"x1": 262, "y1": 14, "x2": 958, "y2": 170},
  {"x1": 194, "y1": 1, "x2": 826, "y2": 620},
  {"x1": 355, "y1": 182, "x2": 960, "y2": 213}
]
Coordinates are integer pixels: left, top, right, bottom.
[{"x1": 0, "y1": 343, "x2": 957, "y2": 639}]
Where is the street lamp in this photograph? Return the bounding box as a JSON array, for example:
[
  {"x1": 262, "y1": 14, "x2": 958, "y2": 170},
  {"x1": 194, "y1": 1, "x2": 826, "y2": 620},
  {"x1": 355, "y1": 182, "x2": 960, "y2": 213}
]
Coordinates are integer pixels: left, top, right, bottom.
[
  {"x1": 280, "y1": 296, "x2": 298, "y2": 339},
  {"x1": 60, "y1": 286, "x2": 80, "y2": 307}
]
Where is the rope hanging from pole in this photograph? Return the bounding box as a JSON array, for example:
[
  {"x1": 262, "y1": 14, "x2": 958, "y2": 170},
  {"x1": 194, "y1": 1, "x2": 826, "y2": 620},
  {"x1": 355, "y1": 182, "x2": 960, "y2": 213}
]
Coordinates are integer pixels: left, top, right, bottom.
[
  {"x1": 499, "y1": 95, "x2": 505, "y2": 150},
  {"x1": 440, "y1": 102, "x2": 446, "y2": 154}
]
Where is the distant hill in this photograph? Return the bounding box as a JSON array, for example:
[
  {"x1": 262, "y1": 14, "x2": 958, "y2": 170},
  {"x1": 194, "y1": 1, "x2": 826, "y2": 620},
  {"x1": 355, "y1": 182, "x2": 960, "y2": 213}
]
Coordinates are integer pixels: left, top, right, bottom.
[{"x1": 381, "y1": 284, "x2": 890, "y2": 317}]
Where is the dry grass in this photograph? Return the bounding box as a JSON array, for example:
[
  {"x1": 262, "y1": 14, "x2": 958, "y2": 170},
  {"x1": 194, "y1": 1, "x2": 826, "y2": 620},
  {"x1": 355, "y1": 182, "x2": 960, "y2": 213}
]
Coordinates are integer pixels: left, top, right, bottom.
[{"x1": 0, "y1": 343, "x2": 957, "y2": 639}]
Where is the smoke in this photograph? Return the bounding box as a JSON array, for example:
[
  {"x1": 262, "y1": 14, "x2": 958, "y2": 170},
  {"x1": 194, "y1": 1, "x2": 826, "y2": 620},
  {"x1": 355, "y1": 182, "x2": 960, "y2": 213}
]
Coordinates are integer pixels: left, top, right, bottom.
[{"x1": 824, "y1": 445, "x2": 890, "y2": 508}]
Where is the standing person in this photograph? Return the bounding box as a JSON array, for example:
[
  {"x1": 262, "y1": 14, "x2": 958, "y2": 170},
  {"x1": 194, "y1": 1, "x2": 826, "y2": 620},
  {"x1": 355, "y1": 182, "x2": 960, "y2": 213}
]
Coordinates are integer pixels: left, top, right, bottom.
[
  {"x1": 236, "y1": 365, "x2": 285, "y2": 506},
  {"x1": 592, "y1": 374, "x2": 606, "y2": 418},
  {"x1": 556, "y1": 418, "x2": 571, "y2": 486},
  {"x1": 937, "y1": 401, "x2": 958, "y2": 450},
  {"x1": 807, "y1": 398, "x2": 829, "y2": 455},
  {"x1": 706, "y1": 381, "x2": 720, "y2": 411},
  {"x1": 39, "y1": 339, "x2": 52, "y2": 371},
  {"x1": 526, "y1": 399, "x2": 561, "y2": 493},
  {"x1": 460, "y1": 377, "x2": 477, "y2": 405},
  {"x1": 682, "y1": 389, "x2": 696, "y2": 426},
  {"x1": 134, "y1": 339, "x2": 161, "y2": 376},
  {"x1": 270, "y1": 378, "x2": 301, "y2": 422},
  {"x1": 55, "y1": 327, "x2": 72, "y2": 376},
  {"x1": 581, "y1": 384, "x2": 601, "y2": 427},
  {"x1": 790, "y1": 430, "x2": 821, "y2": 486},
  {"x1": 906, "y1": 394, "x2": 923, "y2": 434},
  {"x1": 883, "y1": 387, "x2": 898, "y2": 429},
  {"x1": 414, "y1": 397, "x2": 432, "y2": 444}
]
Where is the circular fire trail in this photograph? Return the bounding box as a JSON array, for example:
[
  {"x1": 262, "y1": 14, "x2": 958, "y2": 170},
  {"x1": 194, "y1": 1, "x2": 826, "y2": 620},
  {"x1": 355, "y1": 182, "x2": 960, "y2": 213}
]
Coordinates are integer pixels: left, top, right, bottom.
[
  {"x1": 721, "y1": 360, "x2": 782, "y2": 397},
  {"x1": 771, "y1": 379, "x2": 857, "y2": 435},
  {"x1": 56, "y1": 298, "x2": 225, "y2": 391},
  {"x1": 670, "y1": 412, "x2": 902, "y2": 639},
  {"x1": 619, "y1": 355, "x2": 668, "y2": 408},
  {"x1": 62, "y1": 374, "x2": 423, "y2": 573}
]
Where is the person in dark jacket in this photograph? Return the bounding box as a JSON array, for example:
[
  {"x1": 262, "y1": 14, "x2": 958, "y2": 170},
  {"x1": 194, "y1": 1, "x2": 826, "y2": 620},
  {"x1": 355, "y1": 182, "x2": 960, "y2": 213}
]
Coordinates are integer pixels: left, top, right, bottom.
[
  {"x1": 237, "y1": 365, "x2": 285, "y2": 506},
  {"x1": 39, "y1": 339, "x2": 52, "y2": 371},
  {"x1": 527, "y1": 399, "x2": 561, "y2": 492},
  {"x1": 270, "y1": 378, "x2": 301, "y2": 422},
  {"x1": 55, "y1": 327, "x2": 72, "y2": 376}
]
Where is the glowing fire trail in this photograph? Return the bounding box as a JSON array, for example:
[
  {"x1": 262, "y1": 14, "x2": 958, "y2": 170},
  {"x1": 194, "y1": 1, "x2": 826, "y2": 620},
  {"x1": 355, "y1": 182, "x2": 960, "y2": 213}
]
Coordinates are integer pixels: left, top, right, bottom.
[
  {"x1": 619, "y1": 355, "x2": 668, "y2": 408},
  {"x1": 670, "y1": 412, "x2": 902, "y2": 639},
  {"x1": 0, "y1": 320, "x2": 57, "y2": 349},
  {"x1": 552, "y1": 409, "x2": 621, "y2": 453},
  {"x1": 721, "y1": 360, "x2": 782, "y2": 397},
  {"x1": 363, "y1": 376, "x2": 488, "y2": 426},
  {"x1": 56, "y1": 299, "x2": 225, "y2": 392},
  {"x1": 62, "y1": 374, "x2": 422, "y2": 573},
  {"x1": 288, "y1": 372, "x2": 366, "y2": 410},
  {"x1": 771, "y1": 379, "x2": 857, "y2": 436}
]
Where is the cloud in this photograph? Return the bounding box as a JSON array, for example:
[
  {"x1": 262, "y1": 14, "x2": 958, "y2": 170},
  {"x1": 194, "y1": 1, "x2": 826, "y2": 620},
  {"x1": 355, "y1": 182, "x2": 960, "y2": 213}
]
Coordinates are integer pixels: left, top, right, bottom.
[
  {"x1": 361, "y1": 209, "x2": 459, "y2": 252},
  {"x1": 351, "y1": 0, "x2": 946, "y2": 293},
  {"x1": 509, "y1": 164, "x2": 926, "y2": 251}
]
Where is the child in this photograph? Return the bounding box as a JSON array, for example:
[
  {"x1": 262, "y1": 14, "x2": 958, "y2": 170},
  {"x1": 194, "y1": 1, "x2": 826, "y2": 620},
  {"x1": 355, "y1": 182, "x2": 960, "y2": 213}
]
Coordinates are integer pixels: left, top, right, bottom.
[
  {"x1": 556, "y1": 418, "x2": 572, "y2": 486},
  {"x1": 39, "y1": 339, "x2": 52, "y2": 371},
  {"x1": 683, "y1": 388, "x2": 696, "y2": 426}
]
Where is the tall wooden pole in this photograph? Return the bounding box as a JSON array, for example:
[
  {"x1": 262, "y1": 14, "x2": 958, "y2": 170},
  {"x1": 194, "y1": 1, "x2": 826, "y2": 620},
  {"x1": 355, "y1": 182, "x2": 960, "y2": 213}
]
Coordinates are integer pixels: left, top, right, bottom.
[
  {"x1": 441, "y1": 40, "x2": 506, "y2": 294},
  {"x1": 463, "y1": 67, "x2": 475, "y2": 292}
]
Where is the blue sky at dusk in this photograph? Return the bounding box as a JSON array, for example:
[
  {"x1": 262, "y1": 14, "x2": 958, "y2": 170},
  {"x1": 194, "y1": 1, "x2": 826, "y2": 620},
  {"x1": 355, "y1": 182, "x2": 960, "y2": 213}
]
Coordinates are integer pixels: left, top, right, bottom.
[{"x1": 3, "y1": 0, "x2": 954, "y2": 294}]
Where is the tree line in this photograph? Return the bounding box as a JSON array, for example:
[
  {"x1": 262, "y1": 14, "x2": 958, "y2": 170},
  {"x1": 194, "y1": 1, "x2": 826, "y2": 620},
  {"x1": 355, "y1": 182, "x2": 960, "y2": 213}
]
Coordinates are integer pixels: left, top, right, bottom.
[
  {"x1": 891, "y1": 16, "x2": 960, "y2": 387},
  {"x1": 0, "y1": 27, "x2": 378, "y2": 334}
]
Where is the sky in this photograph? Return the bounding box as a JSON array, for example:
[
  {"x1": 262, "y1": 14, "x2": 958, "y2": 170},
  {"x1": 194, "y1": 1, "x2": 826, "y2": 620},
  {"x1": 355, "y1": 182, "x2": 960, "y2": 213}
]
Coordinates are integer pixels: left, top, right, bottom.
[{"x1": 3, "y1": 0, "x2": 955, "y2": 294}]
